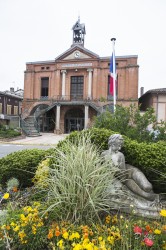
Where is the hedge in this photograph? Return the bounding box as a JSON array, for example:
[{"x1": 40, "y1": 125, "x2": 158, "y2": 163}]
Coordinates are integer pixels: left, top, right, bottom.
[
  {"x1": 0, "y1": 149, "x2": 47, "y2": 188},
  {"x1": 55, "y1": 128, "x2": 166, "y2": 193}
]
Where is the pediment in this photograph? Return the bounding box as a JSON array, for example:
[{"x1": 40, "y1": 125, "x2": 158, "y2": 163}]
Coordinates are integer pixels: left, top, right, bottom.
[{"x1": 55, "y1": 45, "x2": 99, "y2": 61}]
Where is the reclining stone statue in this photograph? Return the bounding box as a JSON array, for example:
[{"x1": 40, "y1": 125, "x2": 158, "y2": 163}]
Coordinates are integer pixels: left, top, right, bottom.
[{"x1": 101, "y1": 134, "x2": 164, "y2": 217}]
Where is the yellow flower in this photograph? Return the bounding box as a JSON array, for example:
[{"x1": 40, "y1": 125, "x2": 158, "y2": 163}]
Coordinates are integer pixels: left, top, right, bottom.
[
  {"x1": 1, "y1": 225, "x2": 6, "y2": 230},
  {"x1": 72, "y1": 243, "x2": 83, "y2": 250},
  {"x1": 105, "y1": 215, "x2": 111, "y2": 224},
  {"x1": 10, "y1": 222, "x2": 16, "y2": 227},
  {"x1": 69, "y1": 232, "x2": 80, "y2": 240},
  {"x1": 3, "y1": 193, "x2": 9, "y2": 199},
  {"x1": 107, "y1": 236, "x2": 114, "y2": 245},
  {"x1": 99, "y1": 240, "x2": 106, "y2": 249},
  {"x1": 18, "y1": 230, "x2": 26, "y2": 240},
  {"x1": 33, "y1": 201, "x2": 41, "y2": 207},
  {"x1": 37, "y1": 221, "x2": 44, "y2": 227},
  {"x1": 113, "y1": 232, "x2": 121, "y2": 240},
  {"x1": 62, "y1": 231, "x2": 69, "y2": 239},
  {"x1": 160, "y1": 210, "x2": 166, "y2": 217},
  {"x1": 32, "y1": 225, "x2": 37, "y2": 234},
  {"x1": 22, "y1": 240, "x2": 28, "y2": 244},
  {"x1": 112, "y1": 215, "x2": 118, "y2": 224},
  {"x1": 154, "y1": 229, "x2": 161, "y2": 234},
  {"x1": 57, "y1": 239, "x2": 64, "y2": 249},
  {"x1": 13, "y1": 225, "x2": 20, "y2": 232}
]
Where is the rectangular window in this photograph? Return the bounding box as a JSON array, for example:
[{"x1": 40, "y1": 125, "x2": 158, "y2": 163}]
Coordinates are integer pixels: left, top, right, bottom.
[
  {"x1": 71, "y1": 76, "x2": 84, "y2": 100},
  {"x1": 0, "y1": 103, "x2": 2, "y2": 113},
  {"x1": 7, "y1": 105, "x2": 12, "y2": 115},
  {"x1": 41, "y1": 77, "x2": 49, "y2": 98},
  {"x1": 14, "y1": 106, "x2": 18, "y2": 115}
]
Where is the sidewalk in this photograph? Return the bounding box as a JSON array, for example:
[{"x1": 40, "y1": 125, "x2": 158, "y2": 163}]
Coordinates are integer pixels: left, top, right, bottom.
[{"x1": 2, "y1": 133, "x2": 68, "y2": 146}]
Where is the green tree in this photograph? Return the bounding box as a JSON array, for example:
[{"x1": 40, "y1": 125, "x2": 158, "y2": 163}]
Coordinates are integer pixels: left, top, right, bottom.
[{"x1": 93, "y1": 104, "x2": 166, "y2": 142}]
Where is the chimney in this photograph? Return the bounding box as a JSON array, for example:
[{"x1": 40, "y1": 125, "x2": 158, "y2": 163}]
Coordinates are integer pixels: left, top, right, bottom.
[
  {"x1": 10, "y1": 87, "x2": 14, "y2": 93},
  {"x1": 140, "y1": 87, "x2": 144, "y2": 96}
]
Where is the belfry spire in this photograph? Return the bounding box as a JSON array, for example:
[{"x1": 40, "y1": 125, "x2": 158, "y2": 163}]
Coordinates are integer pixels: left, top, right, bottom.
[{"x1": 72, "y1": 17, "x2": 86, "y2": 46}]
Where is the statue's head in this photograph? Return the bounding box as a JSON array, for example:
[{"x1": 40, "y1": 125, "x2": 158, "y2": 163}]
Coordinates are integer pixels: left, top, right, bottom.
[{"x1": 108, "y1": 134, "x2": 123, "y2": 152}]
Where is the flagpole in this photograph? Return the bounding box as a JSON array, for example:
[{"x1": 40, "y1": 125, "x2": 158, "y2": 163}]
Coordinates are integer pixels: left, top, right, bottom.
[{"x1": 111, "y1": 38, "x2": 116, "y2": 112}]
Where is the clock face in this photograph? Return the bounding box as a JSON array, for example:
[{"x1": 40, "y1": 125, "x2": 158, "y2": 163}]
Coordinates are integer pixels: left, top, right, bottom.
[{"x1": 74, "y1": 51, "x2": 80, "y2": 58}]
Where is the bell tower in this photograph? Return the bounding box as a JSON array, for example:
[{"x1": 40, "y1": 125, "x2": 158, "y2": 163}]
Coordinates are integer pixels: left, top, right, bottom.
[{"x1": 72, "y1": 17, "x2": 86, "y2": 46}]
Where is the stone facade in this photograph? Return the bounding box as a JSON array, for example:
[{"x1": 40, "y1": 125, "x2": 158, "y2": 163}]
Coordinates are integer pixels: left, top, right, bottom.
[{"x1": 22, "y1": 19, "x2": 139, "y2": 134}]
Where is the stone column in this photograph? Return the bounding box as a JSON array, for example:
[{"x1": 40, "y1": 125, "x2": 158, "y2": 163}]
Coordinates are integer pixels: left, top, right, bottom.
[
  {"x1": 87, "y1": 68, "x2": 93, "y2": 99},
  {"x1": 61, "y1": 70, "x2": 67, "y2": 98},
  {"x1": 84, "y1": 105, "x2": 89, "y2": 129},
  {"x1": 55, "y1": 104, "x2": 61, "y2": 134}
]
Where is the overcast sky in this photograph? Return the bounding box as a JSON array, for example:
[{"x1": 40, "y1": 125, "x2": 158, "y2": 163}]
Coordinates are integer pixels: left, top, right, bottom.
[{"x1": 0, "y1": 0, "x2": 166, "y2": 95}]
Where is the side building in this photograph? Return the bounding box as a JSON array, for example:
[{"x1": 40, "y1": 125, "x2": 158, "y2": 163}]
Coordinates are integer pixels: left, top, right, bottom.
[
  {"x1": 0, "y1": 87, "x2": 23, "y2": 128},
  {"x1": 139, "y1": 88, "x2": 166, "y2": 123},
  {"x1": 22, "y1": 18, "x2": 139, "y2": 135}
]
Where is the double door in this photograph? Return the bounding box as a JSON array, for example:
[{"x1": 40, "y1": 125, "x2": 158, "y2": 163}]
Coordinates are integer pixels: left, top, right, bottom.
[{"x1": 65, "y1": 118, "x2": 84, "y2": 133}]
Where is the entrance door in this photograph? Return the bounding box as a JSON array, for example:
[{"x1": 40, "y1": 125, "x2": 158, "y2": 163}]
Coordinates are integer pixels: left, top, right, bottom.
[
  {"x1": 65, "y1": 108, "x2": 84, "y2": 133},
  {"x1": 66, "y1": 118, "x2": 84, "y2": 133},
  {"x1": 39, "y1": 109, "x2": 55, "y2": 132}
]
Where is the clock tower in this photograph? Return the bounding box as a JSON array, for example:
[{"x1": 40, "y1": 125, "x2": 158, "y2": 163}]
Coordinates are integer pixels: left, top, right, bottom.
[{"x1": 72, "y1": 17, "x2": 86, "y2": 47}]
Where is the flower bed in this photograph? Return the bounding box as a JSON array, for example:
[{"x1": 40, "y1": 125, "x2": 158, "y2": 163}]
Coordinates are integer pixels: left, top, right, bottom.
[{"x1": 0, "y1": 134, "x2": 165, "y2": 249}]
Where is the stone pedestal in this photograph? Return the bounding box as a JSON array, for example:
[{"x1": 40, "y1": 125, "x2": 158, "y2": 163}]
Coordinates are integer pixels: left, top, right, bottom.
[{"x1": 107, "y1": 180, "x2": 166, "y2": 218}]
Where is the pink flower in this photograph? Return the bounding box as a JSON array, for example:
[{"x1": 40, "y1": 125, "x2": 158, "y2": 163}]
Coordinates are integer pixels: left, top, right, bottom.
[
  {"x1": 144, "y1": 238, "x2": 154, "y2": 247},
  {"x1": 143, "y1": 230, "x2": 148, "y2": 236},
  {"x1": 133, "y1": 226, "x2": 142, "y2": 235}
]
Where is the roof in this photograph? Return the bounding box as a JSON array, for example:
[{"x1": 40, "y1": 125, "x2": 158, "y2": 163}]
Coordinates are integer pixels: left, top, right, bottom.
[
  {"x1": 139, "y1": 88, "x2": 166, "y2": 100},
  {"x1": 145, "y1": 88, "x2": 166, "y2": 94},
  {"x1": 0, "y1": 90, "x2": 23, "y2": 100},
  {"x1": 26, "y1": 51, "x2": 138, "y2": 65},
  {"x1": 55, "y1": 45, "x2": 99, "y2": 60},
  {"x1": 72, "y1": 18, "x2": 86, "y2": 34}
]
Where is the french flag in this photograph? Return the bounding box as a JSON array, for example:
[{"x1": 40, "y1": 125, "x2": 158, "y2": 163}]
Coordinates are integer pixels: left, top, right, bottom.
[{"x1": 110, "y1": 53, "x2": 116, "y2": 96}]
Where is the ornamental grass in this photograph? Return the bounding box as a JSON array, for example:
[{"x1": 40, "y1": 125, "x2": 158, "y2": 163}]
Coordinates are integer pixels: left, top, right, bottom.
[{"x1": 38, "y1": 135, "x2": 119, "y2": 224}]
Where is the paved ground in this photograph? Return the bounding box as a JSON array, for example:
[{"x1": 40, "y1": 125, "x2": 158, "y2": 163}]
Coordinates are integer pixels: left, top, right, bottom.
[{"x1": 1, "y1": 133, "x2": 68, "y2": 146}]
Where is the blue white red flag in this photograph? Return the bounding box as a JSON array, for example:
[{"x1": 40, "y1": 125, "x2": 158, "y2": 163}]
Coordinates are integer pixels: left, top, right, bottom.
[{"x1": 110, "y1": 53, "x2": 116, "y2": 96}]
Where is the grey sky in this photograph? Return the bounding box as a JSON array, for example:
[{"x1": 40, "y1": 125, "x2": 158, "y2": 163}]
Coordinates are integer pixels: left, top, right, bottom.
[{"x1": 0, "y1": 0, "x2": 166, "y2": 95}]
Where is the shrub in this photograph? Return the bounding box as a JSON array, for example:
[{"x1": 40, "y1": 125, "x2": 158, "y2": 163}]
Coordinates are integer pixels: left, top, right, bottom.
[
  {"x1": 56, "y1": 128, "x2": 116, "y2": 152},
  {"x1": 93, "y1": 104, "x2": 166, "y2": 142},
  {"x1": 0, "y1": 128, "x2": 21, "y2": 138},
  {"x1": 0, "y1": 149, "x2": 47, "y2": 188},
  {"x1": 32, "y1": 158, "x2": 50, "y2": 188},
  {"x1": 123, "y1": 137, "x2": 166, "y2": 193}
]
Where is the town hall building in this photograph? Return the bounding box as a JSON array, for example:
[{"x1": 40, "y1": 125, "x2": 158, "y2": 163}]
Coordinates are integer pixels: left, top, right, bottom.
[{"x1": 22, "y1": 18, "x2": 139, "y2": 135}]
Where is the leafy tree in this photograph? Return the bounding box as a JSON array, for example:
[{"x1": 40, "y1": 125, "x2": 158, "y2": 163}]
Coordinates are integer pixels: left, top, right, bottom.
[{"x1": 93, "y1": 104, "x2": 166, "y2": 142}]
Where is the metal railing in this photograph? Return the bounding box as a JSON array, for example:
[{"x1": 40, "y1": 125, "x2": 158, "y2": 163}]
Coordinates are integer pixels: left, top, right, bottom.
[{"x1": 21, "y1": 107, "x2": 40, "y2": 136}]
